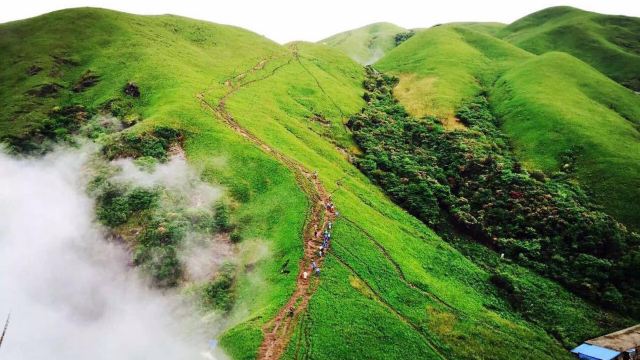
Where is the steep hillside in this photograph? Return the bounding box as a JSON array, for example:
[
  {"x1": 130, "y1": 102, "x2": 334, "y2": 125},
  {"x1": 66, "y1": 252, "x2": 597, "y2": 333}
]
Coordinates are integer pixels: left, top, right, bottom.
[
  {"x1": 375, "y1": 24, "x2": 532, "y2": 120},
  {"x1": 319, "y1": 22, "x2": 406, "y2": 64},
  {"x1": 499, "y1": 6, "x2": 640, "y2": 91},
  {"x1": 0, "y1": 7, "x2": 636, "y2": 360},
  {"x1": 492, "y1": 52, "x2": 640, "y2": 227},
  {"x1": 211, "y1": 40, "x2": 601, "y2": 360},
  {"x1": 375, "y1": 9, "x2": 640, "y2": 229},
  {"x1": 0, "y1": 7, "x2": 307, "y2": 357}
]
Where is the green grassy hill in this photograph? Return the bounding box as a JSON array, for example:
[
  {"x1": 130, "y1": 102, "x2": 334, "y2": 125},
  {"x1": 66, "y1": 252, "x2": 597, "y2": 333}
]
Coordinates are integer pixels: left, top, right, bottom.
[
  {"x1": 0, "y1": 7, "x2": 636, "y2": 360},
  {"x1": 374, "y1": 10, "x2": 640, "y2": 229},
  {"x1": 319, "y1": 22, "x2": 406, "y2": 64},
  {"x1": 498, "y1": 6, "x2": 640, "y2": 91},
  {"x1": 492, "y1": 52, "x2": 640, "y2": 227},
  {"x1": 375, "y1": 24, "x2": 532, "y2": 120}
]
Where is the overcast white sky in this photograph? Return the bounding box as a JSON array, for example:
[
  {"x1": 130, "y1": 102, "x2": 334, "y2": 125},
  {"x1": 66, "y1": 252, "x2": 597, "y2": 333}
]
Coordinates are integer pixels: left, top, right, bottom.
[{"x1": 1, "y1": 0, "x2": 638, "y2": 43}]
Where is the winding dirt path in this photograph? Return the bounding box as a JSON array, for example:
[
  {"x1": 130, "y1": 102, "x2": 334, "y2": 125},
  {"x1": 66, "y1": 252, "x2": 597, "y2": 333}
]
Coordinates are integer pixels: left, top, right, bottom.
[{"x1": 197, "y1": 48, "x2": 335, "y2": 360}]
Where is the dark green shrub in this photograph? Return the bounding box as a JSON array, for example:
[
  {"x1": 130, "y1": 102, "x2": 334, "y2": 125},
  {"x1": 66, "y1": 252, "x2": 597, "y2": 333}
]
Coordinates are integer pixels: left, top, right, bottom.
[
  {"x1": 102, "y1": 126, "x2": 183, "y2": 161},
  {"x1": 214, "y1": 201, "x2": 231, "y2": 232},
  {"x1": 202, "y1": 264, "x2": 236, "y2": 311},
  {"x1": 135, "y1": 245, "x2": 182, "y2": 287},
  {"x1": 96, "y1": 187, "x2": 131, "y2": 227},
  {"x1": 96, "y1": 185, "x2": 160, "y2": 227},
  {"x1": 230, "y1": 231, "x2": 242, "y2": 243},
  {"x1": 127, "y1": 187, "x2": 160, "y2": 211}
]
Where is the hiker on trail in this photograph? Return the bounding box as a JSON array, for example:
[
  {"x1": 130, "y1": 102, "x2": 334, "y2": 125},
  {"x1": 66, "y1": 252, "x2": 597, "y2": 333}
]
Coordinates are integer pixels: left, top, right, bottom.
[
  {"x1": 328, "y1": 221, "x2": 332, "y2": 230},
  {"x1": 303, "y1": 271, "x2": 309, "y2": 279},
  {"x1": 315, "y1": 267, "x2": 321, "y2": 276},
  {"x1": 318, "y1": 249, "x2": 324, "y2": 257},
  {"x1": 287, "y1": 306, "x2": 294, "y2": 317},
  {"x1": 312, "y1": 261, "x2": 317, "y2": 270}
]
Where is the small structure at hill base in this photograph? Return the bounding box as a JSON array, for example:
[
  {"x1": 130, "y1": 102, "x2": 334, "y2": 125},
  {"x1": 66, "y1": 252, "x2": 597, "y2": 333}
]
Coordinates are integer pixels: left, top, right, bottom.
[{"x1": 571, "y1": 324, "x2": 640, "y2": 360}]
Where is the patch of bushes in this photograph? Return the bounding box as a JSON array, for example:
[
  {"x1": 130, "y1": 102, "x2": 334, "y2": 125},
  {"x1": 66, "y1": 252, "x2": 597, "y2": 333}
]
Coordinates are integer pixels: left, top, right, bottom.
[
  {"x1": 202, "y1": 263, "x2": 236, "y2": 311},
  {"x1": 2, "y1": 104, "x2": 94, "y2": 154},
  {"x1": 101, "y1": 126, "x2": 183, "y2": 161},
  {"x1": 214, "y1": 201, "x2": 232, "y2": 232},
  {"x1": 102, "y1": 98, "x2": 135, "y2": 118},
  {"x1": 394, "y1": 30, "x2": 415, "y2": 46},
  {"x1": 133, "y1": 214, "x2": 189, "y2": 287},
  {"x1": 135, "y1": 243, "x2": 182, "y2": 287},
  {"x1": 348, "y1": 66, "x2": 640, "y2": 315},
  {"x1": 96, "y1": 184, "x2": 159, "y2": 227}
]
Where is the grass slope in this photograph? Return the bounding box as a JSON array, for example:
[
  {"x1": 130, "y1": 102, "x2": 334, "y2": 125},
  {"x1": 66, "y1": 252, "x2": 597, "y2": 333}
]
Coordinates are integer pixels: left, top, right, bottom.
[
  {"x1": 0, "y1": 7, "x2": 306, "y2": 358},
  {"x1": 375, "y1": 11, "x2": 640, "y2": 229},
  {"x1": 0, "y1": 8, "x2": 634, "y2": 359},
  {"x1": 492, "y1": 52, "x2": 640, "y2": 227},
  {"x1": 375, "y1": 24, "x2": 532, "y2": 119},
  {"x1": 217, "y1": 40, "x2": 631, "y2": 359},
  {"x1": 499, "y1": 6, "x2": 640, "y2": 91},
  {"x1": 320, "y1": 22, "x2": 406, "y2": 65}
]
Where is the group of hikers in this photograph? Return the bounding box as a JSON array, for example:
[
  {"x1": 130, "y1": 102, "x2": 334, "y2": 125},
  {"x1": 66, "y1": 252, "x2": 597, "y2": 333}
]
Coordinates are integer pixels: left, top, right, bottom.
[
  {"x1": 287, "y1": 174, "x2": 338, "y2": 318},
  {"x1": 303, "y1": 196, "x2": 338, "y2": 280}
]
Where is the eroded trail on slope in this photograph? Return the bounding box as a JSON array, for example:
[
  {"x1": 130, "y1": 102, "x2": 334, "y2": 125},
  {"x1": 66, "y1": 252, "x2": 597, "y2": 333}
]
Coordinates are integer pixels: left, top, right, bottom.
[{"x1": 198, "y1": 48, "x2": 335, "y2": 360}]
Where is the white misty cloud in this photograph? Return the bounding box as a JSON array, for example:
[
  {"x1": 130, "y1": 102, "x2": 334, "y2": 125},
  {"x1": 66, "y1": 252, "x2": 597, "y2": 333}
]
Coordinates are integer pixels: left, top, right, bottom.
[
  {"x1": 111, "y1": 155, "x2": 223, "y2": 208},
  {"x1": 0, "y1": 147, "x2": 226, "y2": 359}
]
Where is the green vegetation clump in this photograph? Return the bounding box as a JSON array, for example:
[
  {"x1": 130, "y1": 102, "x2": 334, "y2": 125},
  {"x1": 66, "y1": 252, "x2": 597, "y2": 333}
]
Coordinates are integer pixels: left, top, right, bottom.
[
  {"x1": 2, "y1": 104, "x2": 93, "y2": 154},
  {"x1": 202, "y1": 263, "x2": 237, "y2": 312},
  {"x1": 96, "y1": 184, "x2": 159, "y2": 227},
  {"x1": 348, "y1": 67, "x2": 640, "y2": 316},
  {"x1": 214, "y1": 201, "x2": 232, "y2": 232},
  {"x1": 394, "y1": 30, "x2": 415, "y2": 45},
  {"x1": 133, "y1": 214, "x2": 188, "y2": 287},
  {"x1": 101, "y1": 126, "x2": 182, "y2": 161}
]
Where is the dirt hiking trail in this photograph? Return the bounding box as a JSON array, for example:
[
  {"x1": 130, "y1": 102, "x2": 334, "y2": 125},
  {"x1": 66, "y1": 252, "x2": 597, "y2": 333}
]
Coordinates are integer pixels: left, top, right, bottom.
[{"x1": 198, "y1": 46, "x2": 335, "y2": 360}]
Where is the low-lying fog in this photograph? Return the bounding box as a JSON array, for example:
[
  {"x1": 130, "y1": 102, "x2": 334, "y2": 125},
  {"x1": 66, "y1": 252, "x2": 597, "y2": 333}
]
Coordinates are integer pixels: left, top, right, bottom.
[{"x1": 0, "y1": 147, "x2": 224, "y2": 359}]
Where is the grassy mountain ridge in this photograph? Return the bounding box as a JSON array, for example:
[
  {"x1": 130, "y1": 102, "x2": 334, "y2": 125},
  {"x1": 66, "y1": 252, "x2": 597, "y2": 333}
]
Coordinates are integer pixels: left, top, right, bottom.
[
  {"x1": 498, "y1": 6, "x2": 640, "y2": 90},
  {"x1": 373, "y1": 8, "x2": 640, "y2": 230},
  {"x1": 319, "y1": 22, "x2": 406, "y2": 65},
  {"x1": 375, "y1": 24, "x2": 532, "y2": 119},
  {"x1": 1, "y1": 7, "x2": 638, "y2": 359},
  {"x1": 492, "y1": 51, "x2": 640, "y2": 227}
]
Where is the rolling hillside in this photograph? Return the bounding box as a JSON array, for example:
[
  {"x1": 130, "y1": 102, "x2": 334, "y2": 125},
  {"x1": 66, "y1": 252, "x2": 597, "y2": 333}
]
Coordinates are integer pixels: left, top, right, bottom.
[
  {"x1": 373, "y1": 11, "x2": 640, "y2": 230},
  {"x1": 319, "y1": 22, "x2": 406, "y2": 65},
  {"x1": 492, "y1": 52, "x2": 640, "y2": 227},
  {"x1": 498, "y1": 6, "x2": 640, "y2": 91},
  {"x1": 1, "y1": 7, "x2": 638, "y2": 360},
  {"x1": 375, "y1": 24, "x2": 532, "y2": 120}
]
